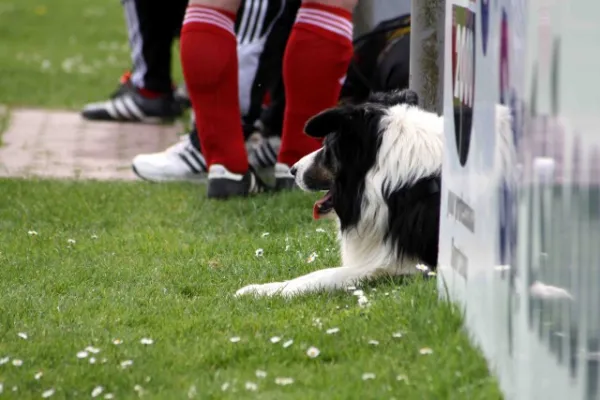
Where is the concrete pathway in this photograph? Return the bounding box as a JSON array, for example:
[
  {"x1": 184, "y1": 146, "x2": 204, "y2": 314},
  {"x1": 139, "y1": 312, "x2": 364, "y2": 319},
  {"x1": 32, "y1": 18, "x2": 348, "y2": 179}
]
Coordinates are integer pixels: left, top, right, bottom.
[{"x1": 0, "y1": 108, "x2": 183, "y2": 181}]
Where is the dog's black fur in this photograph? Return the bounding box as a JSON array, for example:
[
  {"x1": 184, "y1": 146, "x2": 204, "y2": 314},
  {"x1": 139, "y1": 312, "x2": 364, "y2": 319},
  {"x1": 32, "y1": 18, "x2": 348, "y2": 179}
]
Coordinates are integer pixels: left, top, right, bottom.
[{"x1": 304, "y1": 89, "x2": 440, "y2": 268}]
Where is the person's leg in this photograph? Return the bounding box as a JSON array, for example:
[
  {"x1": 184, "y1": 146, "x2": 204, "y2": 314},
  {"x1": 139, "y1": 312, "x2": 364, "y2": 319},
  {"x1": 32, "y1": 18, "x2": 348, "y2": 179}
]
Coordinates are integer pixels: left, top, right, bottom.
[
  {"x1": 180, "y1": 0, "x2": 270, "y2": 198},
  {"x1": 275, "y1": 0, "x2": 357, "y2": 187},
  {"x1": 82, "y1": 0, "x2": 187, "y2": 123},
  {"x1": 240, "y1": 0, "x2": 300, "y2": 137},
  {"x1": 131, "y1": 0, "x2": 274, "y2": 184}
]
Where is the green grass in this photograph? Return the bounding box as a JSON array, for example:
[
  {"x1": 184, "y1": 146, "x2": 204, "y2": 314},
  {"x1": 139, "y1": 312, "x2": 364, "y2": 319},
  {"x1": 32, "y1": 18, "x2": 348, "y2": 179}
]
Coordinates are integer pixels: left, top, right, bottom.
[
  {"x1": 0, "y1": 0, "x2": 182, "y2": 109},
  {"x1": 0, "y1": 0, "x2": 500, "y2": 398},
  {"x1": 0, "y1": 180, "x2": 500, "y2": 399}
]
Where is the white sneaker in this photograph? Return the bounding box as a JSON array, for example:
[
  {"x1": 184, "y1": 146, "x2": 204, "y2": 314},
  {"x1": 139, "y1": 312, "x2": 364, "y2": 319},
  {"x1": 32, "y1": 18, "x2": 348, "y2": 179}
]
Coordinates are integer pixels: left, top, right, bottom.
[{"x1": 132, "y1": 135, "x2": 207, "y2": 182}]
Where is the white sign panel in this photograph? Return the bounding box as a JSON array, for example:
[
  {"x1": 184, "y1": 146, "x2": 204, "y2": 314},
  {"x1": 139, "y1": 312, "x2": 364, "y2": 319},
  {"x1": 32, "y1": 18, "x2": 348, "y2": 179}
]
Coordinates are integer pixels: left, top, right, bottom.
[{"x1": 438, "y1": 0, "x2": 600, "y2": 399}]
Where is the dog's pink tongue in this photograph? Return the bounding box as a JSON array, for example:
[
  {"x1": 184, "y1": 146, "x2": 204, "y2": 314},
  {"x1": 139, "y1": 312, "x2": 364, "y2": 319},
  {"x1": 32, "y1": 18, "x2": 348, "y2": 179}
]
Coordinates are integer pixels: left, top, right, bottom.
[{"x1": 313, "y1": 203, "x2": 322, "y2": 220}]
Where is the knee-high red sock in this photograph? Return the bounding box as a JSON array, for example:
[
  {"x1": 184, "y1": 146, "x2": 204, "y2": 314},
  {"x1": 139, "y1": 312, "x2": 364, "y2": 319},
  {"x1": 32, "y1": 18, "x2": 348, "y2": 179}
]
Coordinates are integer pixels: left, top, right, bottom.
[
  {"x1": 180, "y1": 5, "x2": 248, "y2": 174},
  {"x1": 277, "y1": 3, "x2": 354, "y2": 167}
]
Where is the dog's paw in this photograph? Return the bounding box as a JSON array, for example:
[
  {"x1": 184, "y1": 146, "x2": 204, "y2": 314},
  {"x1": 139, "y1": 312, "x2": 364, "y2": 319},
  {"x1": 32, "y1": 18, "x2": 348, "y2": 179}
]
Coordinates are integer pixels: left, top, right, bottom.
[{"x1": 235, "y1": 282, "x2": 287, "y2": 297}]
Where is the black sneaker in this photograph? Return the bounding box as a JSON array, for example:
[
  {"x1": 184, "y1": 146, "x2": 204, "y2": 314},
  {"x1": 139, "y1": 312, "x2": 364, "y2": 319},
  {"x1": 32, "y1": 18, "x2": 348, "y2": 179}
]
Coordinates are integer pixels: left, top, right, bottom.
[
  {"x1": 81, "y1": 82, "x2": 183, "y2": 124},
  {"x1": 174, "y1": 83, "x2": 191, "y2": 110},
  {"x1": 207, "y1": 164, "x2": 271, "y2": 199}
]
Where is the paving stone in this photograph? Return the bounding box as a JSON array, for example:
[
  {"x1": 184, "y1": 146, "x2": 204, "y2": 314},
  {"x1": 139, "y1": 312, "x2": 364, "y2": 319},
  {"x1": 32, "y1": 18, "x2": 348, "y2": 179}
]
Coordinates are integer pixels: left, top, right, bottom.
[{"x1": 0, "y1": 108, "x2": 183, "y2": 181}]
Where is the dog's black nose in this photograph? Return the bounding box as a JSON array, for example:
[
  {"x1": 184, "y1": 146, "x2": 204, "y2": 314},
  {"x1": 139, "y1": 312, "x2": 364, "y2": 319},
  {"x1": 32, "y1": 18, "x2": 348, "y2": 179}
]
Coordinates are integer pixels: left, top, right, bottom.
[{"x1": 290, "y1": 166, "x2": 297, "y2": 176}]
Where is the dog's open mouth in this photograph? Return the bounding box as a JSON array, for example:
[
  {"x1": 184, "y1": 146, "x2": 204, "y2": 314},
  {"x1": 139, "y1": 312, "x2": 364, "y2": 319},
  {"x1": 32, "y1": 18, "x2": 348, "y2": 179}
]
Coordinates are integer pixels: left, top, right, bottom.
[{"x1": 313, "y1": 190, "x2": 334, "y2": 220}]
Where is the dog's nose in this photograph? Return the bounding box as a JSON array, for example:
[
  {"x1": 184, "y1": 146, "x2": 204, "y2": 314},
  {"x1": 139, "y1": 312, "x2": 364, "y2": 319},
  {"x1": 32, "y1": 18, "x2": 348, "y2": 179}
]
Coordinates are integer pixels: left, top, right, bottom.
[{"x1": 290, "y1": 166, "x2": 297, "y2": 176}]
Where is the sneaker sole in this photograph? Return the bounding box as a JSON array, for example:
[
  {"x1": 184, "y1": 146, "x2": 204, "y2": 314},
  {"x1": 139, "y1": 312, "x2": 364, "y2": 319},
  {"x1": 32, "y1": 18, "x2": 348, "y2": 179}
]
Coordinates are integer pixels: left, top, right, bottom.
[{"x1": 132, "y1": 165, "x2": 206, "y2": 183}]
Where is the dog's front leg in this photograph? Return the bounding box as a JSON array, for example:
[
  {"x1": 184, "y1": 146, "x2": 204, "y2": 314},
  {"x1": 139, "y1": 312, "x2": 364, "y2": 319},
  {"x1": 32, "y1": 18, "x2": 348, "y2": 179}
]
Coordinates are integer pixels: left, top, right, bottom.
[{"x1": 235, "y1": 266, "x2": 372, "y2": 298}]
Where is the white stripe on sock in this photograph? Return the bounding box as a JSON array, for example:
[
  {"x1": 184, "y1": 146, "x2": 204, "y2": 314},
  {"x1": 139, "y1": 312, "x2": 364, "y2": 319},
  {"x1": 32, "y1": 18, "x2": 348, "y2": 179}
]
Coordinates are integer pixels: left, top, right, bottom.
[
  {"x1": 295, "y1": 8, "x2": 353, "y2": 41},
  {"x1": 184, "y1": 8, "x2": 235, "y2": 35}
]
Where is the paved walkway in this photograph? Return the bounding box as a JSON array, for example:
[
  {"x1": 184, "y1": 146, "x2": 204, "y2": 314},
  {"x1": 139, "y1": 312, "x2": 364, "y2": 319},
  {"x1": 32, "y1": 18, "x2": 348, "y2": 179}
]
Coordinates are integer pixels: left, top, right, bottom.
[{"x1": 0, "y1": 108, "x2": 183, "y2": 181}]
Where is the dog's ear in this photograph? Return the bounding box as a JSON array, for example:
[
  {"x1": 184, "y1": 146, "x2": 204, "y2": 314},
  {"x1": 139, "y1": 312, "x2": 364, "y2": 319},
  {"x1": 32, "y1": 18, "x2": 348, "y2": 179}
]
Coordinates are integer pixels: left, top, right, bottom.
[
  {"x1": 368, "y1": 89, "x2": 419, "y2": 107},
  {"x1": 304, "y1": 106, "x2": 354, "y2": 138},
  {"x1": 397, "y1": 89, "x2": 419, "y2": 106}
]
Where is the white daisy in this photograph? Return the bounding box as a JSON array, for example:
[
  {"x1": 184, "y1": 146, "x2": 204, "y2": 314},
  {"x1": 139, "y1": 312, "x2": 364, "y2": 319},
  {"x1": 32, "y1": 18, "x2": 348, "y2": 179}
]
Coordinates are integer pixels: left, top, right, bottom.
[
  {"x1": 396, "y1": 374, "x2": 408, "y2": 382},
  {"x1": 0, "y1": 357, "x2": 9, "y2": 365},
  {"x1": 104, "y1": 394, "x2": 114, "y2": 399},
  {"x1": 85, "y1": 346, "x2": 101, "y2": 354},
  {"x1": 187, "y1": 385, "x2": 197, "y2": 398},
  {"x1": 306, "y1": 252, "x2": 318, "y2": 263},
  {"x1": 255, "y1": 370, "x2": 267, "y2": 379},
  {"x1": 315, "y1": 228, "x2": 326, "y2": 233},
  {"x1": 112, "y1": 339, "x2": 123, "y2": 345},
  {"x1": 362, "y1": 373, "x2": 376, "y2": 380},
  {"x1": 306, "y1": 346, "x2": 320, "y2": 358},
  {"x1": 346, "y1": 286, "x2": 357, "y2": 291},
  {"x1": 35, "y1": 372, "x2": 43, "y2": 380},
  {"x1": 18, "y1": 332, "x2": 28, "y2": 340},
  {"x1": 261, "y1": 232, "x2": 270, "y2": 237},
  {"x1": 76, "y1": 351, "x2": 89, "y2": 359},
  {"x1": 269, "y1": 336, "x2": 281, "y2": 344},
  {"x1": 91, "y1": 234, "x2": 99, "y2": 240},
  {"x1": 274, "y1": 377, "x2": 294, "y2": 386},
  {"x1": 392, "y1": 332, "x2": 403, "y2": 338},
  {"x1": 42, "y1": 388, "x2": 55, "y2": 398},
  {"x1": 89, "y1": 357, "x2": 96, "y2": 364},
  {"x1": 244, "y1": 382, "x2": 258, "y2": 391},
  {"x1": 368, "y1": 340, "x2": 379, "y2": 346},
  {"x1": 140, "y1": 338, "x2": 154, "y2": 345},
  {"x1": 419, "y1": 347, "x2": 433, "y2": 355},
  {"x1": 427, "y1": 271, "x2": 437, "y2": 276},
  {"x1": 326, "y1": 327, "x2": 339, "y2": 335},
  {"x1": 120, "y1": 360, "x2": 133, "y2": 368},
  {"x1": 91, "y1": 386, "x2": 103, "y2": 397},
  {"x1": 352, "y1": 289, "x2": 364, "y2": 297},
  {"x1": 12, "y1": 359, "x2": 23, "y2": 367},
  {"x1": 255, "y1": 248, "x2": 264, "y2": 257},
  {"x1": 282, "y1": 339, "x2": 294, "y2": 348},
  {"x1": 221, "y1": 382, "x2": 230, "y2": 391},
  {"x1": 415, "y1": 264, "x2": 429, "y2": 272},
  {"x1": 357, "y1": 296, "x2": 369, "y2": 307},
  {"x1": 67, "y1": 239, "x2": 76, "y2": 244},
  {"x1": 229, "y1": 336, "x2": 241, "y2": 343},
  {"x1": 28, "y1": 230, "x2": 38, "y2": 236}
]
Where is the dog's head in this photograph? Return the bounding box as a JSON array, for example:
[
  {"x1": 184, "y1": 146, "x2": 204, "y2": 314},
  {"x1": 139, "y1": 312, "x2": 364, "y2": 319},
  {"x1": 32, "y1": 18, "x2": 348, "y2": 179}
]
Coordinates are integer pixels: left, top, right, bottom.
[{"x1": 291, "y1": 89, "x2": 442, "y2": 230}]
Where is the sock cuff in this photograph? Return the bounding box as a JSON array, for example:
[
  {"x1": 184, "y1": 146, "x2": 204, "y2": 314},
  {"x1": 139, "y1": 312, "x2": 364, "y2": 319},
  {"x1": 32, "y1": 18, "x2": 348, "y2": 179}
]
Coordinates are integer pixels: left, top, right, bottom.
[
  {"x1": 295, "y1": 3, "x2": 353, "y2": 41},
  {"x1": 182, "y1": 6, "x2": 236, "y2": 36}
]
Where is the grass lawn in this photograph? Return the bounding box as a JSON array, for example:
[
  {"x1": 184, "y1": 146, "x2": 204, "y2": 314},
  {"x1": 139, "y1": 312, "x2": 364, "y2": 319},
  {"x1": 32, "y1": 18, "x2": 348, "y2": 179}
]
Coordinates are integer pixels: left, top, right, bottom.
[
  {"x1": 0, "y1": 180, "x2": 500, "y2": 399},
  {"x1": 0, "y1": 0, "x2": 501, "y2": 398}
]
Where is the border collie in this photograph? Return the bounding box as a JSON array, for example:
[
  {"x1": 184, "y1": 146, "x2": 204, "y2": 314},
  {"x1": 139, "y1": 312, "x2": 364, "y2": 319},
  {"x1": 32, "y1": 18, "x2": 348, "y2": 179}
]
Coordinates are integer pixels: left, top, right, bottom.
[
  {"x1": 235, "y1": 89, "x2": 514, "y2": 297},
  {"x1": 236, "y1": 89, "x2": 444, "y2": 298}
]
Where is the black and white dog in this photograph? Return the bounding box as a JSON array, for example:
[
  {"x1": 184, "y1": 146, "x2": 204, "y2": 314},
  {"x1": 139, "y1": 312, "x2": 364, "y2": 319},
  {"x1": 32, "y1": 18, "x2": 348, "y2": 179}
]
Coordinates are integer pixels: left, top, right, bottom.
[
  {"x1": 236, "y1": 90, "x2": 514, "y2": 298},
  {"x1": 236, "y1": 90, "x2": 445, "y2": 298}
]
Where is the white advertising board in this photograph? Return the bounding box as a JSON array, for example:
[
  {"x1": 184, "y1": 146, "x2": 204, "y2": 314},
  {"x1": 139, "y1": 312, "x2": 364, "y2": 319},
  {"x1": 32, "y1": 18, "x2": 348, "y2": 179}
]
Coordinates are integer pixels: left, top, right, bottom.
[{"x1": 438, "y1": 0, "x2": 600, "y2": 399}]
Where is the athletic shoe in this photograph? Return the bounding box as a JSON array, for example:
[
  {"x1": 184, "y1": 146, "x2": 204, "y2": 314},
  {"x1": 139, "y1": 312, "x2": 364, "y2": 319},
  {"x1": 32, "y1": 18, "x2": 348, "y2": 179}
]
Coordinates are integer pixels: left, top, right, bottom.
[
  {"x1": 207, "y1": 164, "x2": 271, "y2": 199},
  {"x1": 132, "y1": 130, "x2": 207, "y2": 182},
  {"x1": 174, "y1": 83, "x2": 191, "y2": 109},
  {"x1": 274, "y1": 162, "x2": 297, "y2": 191},
  {"x1": 81, "y1": 82, "x2": 183, "y2": 123}
]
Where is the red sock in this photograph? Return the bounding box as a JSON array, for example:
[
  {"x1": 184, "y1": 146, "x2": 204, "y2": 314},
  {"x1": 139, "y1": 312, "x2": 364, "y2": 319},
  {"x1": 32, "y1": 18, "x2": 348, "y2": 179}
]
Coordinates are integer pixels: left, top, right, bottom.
[
  {"x1": 277, "y1": 3, "x2": 354, "y2": 167},
  {"x1": 180, "y1": 5, "x2": 248, "y2": 174}
]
